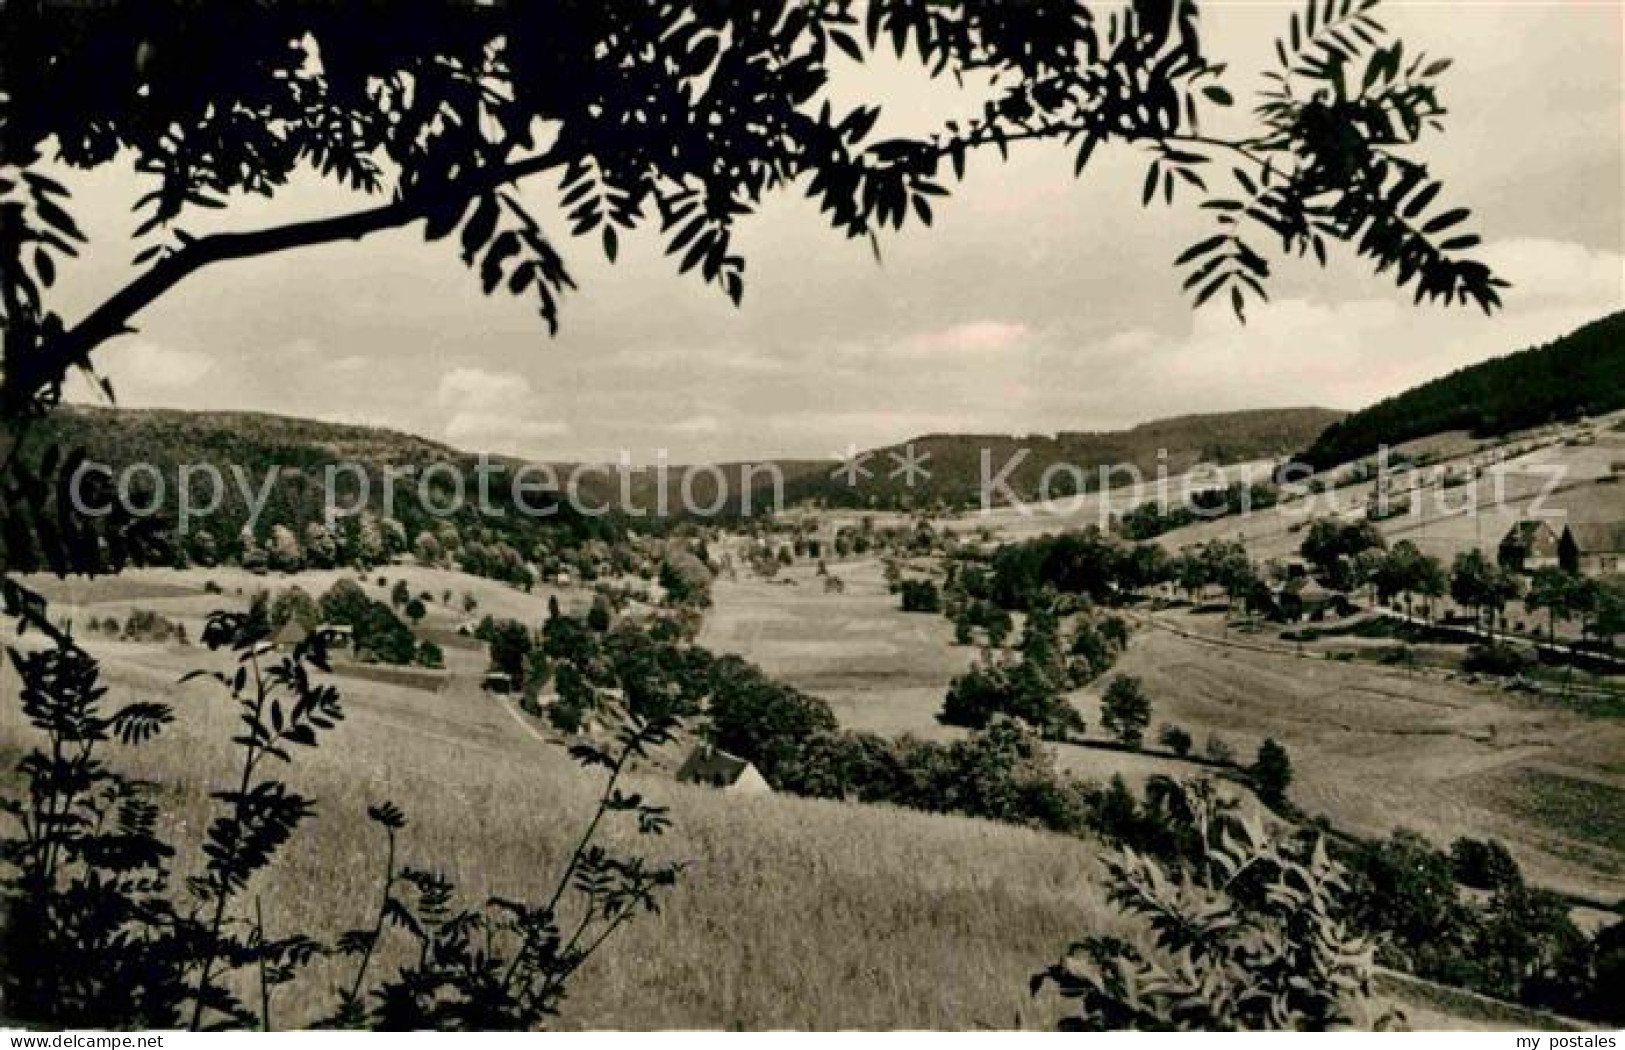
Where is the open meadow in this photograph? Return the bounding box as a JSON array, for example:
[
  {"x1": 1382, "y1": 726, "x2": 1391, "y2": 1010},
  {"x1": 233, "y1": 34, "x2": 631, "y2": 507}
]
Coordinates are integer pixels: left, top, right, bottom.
[
  {"x1": 0, "y1": 567, "x2": 1122, "y2": 1029},
  {"x1": 697, "y1": 550, "x2": 1625, "y2": 907}
]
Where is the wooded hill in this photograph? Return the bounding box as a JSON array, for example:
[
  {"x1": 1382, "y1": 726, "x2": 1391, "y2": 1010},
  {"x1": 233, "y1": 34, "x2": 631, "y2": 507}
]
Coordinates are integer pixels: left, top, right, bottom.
[
  {"x1": 769, "y1": 408, "x2": 1346, "y2": 510},
  {"x1": 28, "y1": 406, "x2": 623, "y2": 567},
  {"x1": 1295, "y1": 310, "x2": 1625, "y2": 471}
]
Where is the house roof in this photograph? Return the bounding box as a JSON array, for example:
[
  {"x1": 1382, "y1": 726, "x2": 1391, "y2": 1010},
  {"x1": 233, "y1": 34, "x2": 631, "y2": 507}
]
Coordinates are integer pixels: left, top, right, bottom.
[
  {"x1": 1284, "y1": 577, "x2": 1341, "y2": 603},
  {"x1": 1564, "y1": 522, "x2": 1625, "y2": 554},
  {"x1": 676, "y1": 745, "x2": 755, "y2": 786},
  {"x1": 1501, "y1": 520, "x2": 1560, "y2": 552},
  {"x1": 272, "y1": 621, "x2": 308, "y2": 645}
]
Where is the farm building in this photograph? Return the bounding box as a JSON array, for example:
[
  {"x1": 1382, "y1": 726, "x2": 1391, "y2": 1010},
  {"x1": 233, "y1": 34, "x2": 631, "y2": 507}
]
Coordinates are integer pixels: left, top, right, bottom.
[
  {"x1": 1560, "y1": 523, "x2": 1625, "y2": 577},
  {"x1": 1498, "y1": 520, "x2": 1562, "y2": 573},
  {"x1": 316, "y1": 622, "x2": 354, "y2": 651},
  {"x1": 676, "y1": 745, "x2": 772, "y2": 795},
  {"x1": 1276, "y1": 577, "x2": 1350, "y2": 622},
  {"x1": 481, "y1": 671, "x2": 516, "y2": 694},
  {"x1": 271, "y1": 621, "x2": 308, "y2": 651}
]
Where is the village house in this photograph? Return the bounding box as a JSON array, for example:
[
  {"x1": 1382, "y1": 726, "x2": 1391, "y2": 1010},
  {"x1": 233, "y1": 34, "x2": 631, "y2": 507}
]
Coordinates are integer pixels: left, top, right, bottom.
[
  {"x1": 1498, "y1": 520, "x2": 1562, "y2": 573},
  {"x1": 271, "y1": 620, "x2": 308, "y2": 652},
  {"x1": 1275, "y1": 577, "x2": 1350, "y2": 623},
  {"x1": 1559, "y1": 523, "x2": 1625, "y2": 578},
  {"x1": 676, "y1": 744, "x2": 772, "y2": 795},
  {"x1": 316, "y1": 622, "x2": 354, "y2": 652}
]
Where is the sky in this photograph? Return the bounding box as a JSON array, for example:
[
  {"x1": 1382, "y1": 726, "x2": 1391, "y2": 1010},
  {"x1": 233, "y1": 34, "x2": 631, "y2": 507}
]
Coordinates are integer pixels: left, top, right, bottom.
[{"x1": 55, "y1": 0, "x2": 1625, "y2": 464}]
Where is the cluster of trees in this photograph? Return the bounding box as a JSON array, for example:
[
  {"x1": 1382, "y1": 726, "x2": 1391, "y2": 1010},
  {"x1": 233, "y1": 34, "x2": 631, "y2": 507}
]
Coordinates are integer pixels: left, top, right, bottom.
[
  {"x1": 1524, "y1": 566, "x2": 1625, "y2": 645},
  {"x1": 81, "y1": 608, "x2": 188, "y2": 645},
  {"x1": 1299, "y1": 518, "x2": 1388, "y2": 591},
  {"x1": 1345, "y1": 830, "x2": 1624, "y2": 1022},
  {"x1": 480, "y1": 596, "x2": 713, "y2": 733},
  {"x1": 941, "y1": 600, "x2": 1127, "y2": 738},
  {"x1": 949, "y1": 599, "x2": 1014, "y2": 646},
  {"x1": 658, "y1": 548, "x2": 715, "y2": 608},
  {"x1": 968, "y1": 528, "x2": 1265, "y2": 614},
  {"x1": 32, "y1": 412, "x2": 625, "y2": 581},
  {"x1": 1368, "y1": 540, "x2": 1448, "y2": 612},
  {"x1": 1168, "y1": 539, "x2": 1260, "y2": 608},
  {"x1": 778, "y1": 717, "x2": 1094, "y2": 836},
  {"x1": 1118, "y1": 481, "x2": 1280, "y2": 542},
  {"x1": 265, "y1": 579, "x2": 429, "y2": 667}
]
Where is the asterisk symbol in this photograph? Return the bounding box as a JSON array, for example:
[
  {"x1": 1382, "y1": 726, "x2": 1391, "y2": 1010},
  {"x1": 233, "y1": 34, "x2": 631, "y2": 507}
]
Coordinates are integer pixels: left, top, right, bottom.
[
  {"x1": 888, "y1": 443, "x2": 932, "y2": 487},
  {"x1": 829, "y1": 442, "x2": 873, "y2": 487}
]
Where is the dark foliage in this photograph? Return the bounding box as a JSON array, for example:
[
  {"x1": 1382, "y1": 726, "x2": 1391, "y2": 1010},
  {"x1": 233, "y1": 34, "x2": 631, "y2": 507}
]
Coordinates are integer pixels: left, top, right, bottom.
[
  {"x1": 897, "y1": 578, "x2": 941, "y2": 613},
  {"x1": 1462, "y1": 642, "x2": 1528, "y2": 677},
  {"x1": 1295, "y1": 311, "x2": 1625, "y2": 470},
  {"x1": 1039, "y1": 783, "x2": 1392, "y2": 1031},
  {"x1": 1344, "y1": 830, "x2": 1605, "y2": 1019},
  {"x1": 1249, "y1": 738, "x2": 1294, "y2": 810},
  {"x1": 1100, "y1": 675, "x2": 1152, "y2": 747},
  {"x1": 705, "y1": 656, "x2": 838, "y2": 783}
]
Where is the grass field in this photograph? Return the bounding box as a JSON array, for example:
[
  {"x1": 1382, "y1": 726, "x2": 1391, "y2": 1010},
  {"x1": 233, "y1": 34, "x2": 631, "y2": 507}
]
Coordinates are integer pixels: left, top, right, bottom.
[
  {"x1": 700, "y1": 557, "x2": 975, "y2": 740},
  {"x1": 0, "y1": 604, "x2": 1120, "y2": 1029},
  {"x1": 696, "y1": 548, "x2": 1625, "y2": 905},
  {"x1": 1107, "y1": 617, "x2": 1625, "y2": 902}
]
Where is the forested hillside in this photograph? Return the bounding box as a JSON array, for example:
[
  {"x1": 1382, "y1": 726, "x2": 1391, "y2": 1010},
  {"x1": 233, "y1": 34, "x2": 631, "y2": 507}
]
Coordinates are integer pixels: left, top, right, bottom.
[
  {"x1": 1296, "y1": 311, "x2": 1625, "y2": 470},
  {"x1": 772, "y1": 408, "x2": 1345, "y2": 510},
  {"x1": 29, "y1": 407, "x2": 623, "y2": 573}
]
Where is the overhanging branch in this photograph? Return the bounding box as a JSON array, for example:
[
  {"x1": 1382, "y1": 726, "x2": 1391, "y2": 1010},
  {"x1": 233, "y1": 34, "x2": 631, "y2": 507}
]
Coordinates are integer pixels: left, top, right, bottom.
[{"x1": 17, "y1": 148, "x2": 564, "y2": 399}]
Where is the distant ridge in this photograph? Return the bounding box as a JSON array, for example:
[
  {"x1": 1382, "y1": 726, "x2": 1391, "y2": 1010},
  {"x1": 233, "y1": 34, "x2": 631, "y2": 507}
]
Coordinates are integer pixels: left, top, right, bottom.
[
  {"x1": 41, "y1": 404, "x2": 1344, "y2": 518},
  {"x1": 770, "y1": 407, "x2": 1346, "y2": 510},
  {"x1": 1294, "y1": 311, "x2": 1625, "y2": 471}
]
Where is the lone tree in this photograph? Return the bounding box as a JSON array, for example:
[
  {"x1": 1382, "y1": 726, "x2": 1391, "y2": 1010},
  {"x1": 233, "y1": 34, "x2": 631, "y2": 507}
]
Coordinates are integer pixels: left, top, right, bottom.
[
  {"x1": 1101, "y1": 674, "x2": 1152, "y2": 748},
  {"x1": 1250, "y1": 737, "x2": 1295, "y2": 809}
]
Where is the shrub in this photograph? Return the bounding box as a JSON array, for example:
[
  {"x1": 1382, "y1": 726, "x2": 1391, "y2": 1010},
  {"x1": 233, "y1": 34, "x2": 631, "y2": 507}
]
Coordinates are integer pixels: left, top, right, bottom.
[
  {"x1": 1448, "y1": 837, "x2": 1523, "y2": 892},
  {"x1": 1249, "y1": 738, "x2": 1294, "y2": 809},
  {"x1": 1038, "y1": 781, "x2": 1392, "y2": 1031},
  {"x1": 1462, "y1": 642, "x2": 1527, "y2": 676},
  {"x1": 898, "y1": 578, "x2": 941, "y2": 613},
  {"x1": 414, "y1": 639, "x2": 444, "y2": 669},
  {"x1": 121, "y1": 608, "x2": 181, "y2": 644},
  {"x1": 706, "y1": 657, "x2": 838, "y2": 782},
  {"x1": 1157, "y1": 723, "x2": 1192, "y2": 758},
  {"x1": 941, "y1": 658, "x2": 1081, "y2": 737},
  {"x1": 1203, "y1": 734, "x2": 1235, "y2": 765}
]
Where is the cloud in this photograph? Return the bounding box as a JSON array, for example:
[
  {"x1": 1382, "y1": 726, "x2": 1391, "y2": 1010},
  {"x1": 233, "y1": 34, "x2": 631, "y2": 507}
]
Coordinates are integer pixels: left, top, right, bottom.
[
  {"x1": 324, "y1": 354, "x2": 370, "y2": 374},
  {"x1": 909, "y1": 320, "x2": 1031, "y2": 355},
  {"x1": 600, "y1": 345, "x2": 789, "y2": 375},
  {"x1": 67, "y1": 341, "x2": 214, "y2": 403},
  {"x1": 669, "y1": 413, "x2": 722, "y2": 435},
  {"x1": 436, "y1": 366, "x2": 569, "y2": 453},
  {"x1": 837, "y1": 320, "x2": 1033, "y2": 361},
  {"x1": 121, "y1": 341, "x2": 214, "y2": 389},
  {"x1": 1477, "y1": 238, "x2": 1625, "y2": 307},
  {"x1": 280, "y1": 339, "x2": 322, "y2": 358}
]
